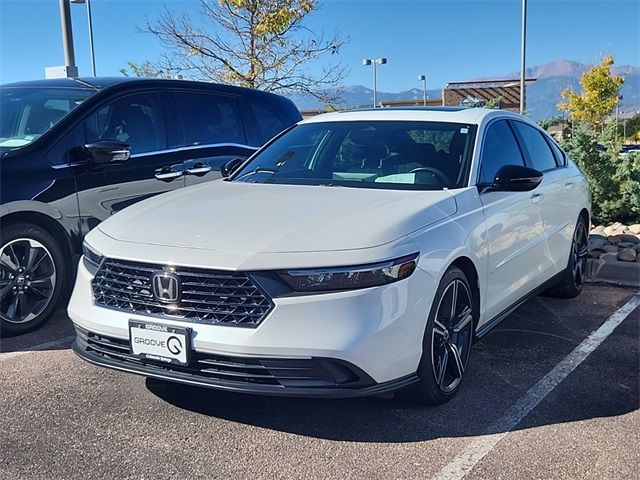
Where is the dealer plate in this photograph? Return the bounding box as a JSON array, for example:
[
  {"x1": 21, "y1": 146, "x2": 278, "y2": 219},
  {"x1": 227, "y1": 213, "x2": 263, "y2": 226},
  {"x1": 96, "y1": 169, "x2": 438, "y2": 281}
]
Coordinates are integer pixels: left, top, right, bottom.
[{"x1": 129, "y1": 320, "x2": 190, "y2": 365}]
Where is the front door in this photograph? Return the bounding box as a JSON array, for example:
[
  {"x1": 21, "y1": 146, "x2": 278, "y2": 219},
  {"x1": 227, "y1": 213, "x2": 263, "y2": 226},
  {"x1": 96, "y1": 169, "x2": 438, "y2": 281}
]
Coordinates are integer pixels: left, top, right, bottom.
[
  {"x1": 477, "y1": 120, "x2": 550, "y2": 324},
  {"x1": 73, "y1": 91, "x2": 185, "y2": 233}
]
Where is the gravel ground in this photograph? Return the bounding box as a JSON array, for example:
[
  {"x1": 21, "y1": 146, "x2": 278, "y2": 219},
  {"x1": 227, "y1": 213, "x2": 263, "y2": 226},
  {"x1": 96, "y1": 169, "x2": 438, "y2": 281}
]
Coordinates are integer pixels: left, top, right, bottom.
[{"x1": 0, "y1": 283, "x2": 638, "y2": 480}]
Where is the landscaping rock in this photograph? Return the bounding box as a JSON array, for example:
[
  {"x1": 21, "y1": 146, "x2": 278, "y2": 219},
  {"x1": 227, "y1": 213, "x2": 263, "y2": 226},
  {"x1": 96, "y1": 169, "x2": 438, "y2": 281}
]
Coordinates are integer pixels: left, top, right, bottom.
[
  {"x1": 607, "y1": 236, "x2": 622, "y2": 244},
  {"x1": 609, "y1": 234, "x2": 640, "y2": 244},
  {"x1": 634, "y1": 243, "x2": 640, "y2": 253},
  {"x1": 617, "y1": 248, "x2": 637, "y2": 262},
  {"x1": 588, "y1": 234, "x2": 607, "y2": 250},
  {"x1": 604, "y1": 225, "x2": 617, "y2": 236},
  {"x1": 590, "y1": 225, "x2": 606, "y2": 234},
  {"x1": 588, "y1": 250, "x2": 604, "y2": 258},
  {"x1": 602, "y1": 244, "x2": 619, "y2": 253},
  {"x1": 619, "y1": 241, "x2": 636, "y2": 249},
  {"x1": 629, "y1": 224, "x2": 640, "y2": 234},
  {"x1": 599, "y1": 252, "x2": 619, "y2": 263}
]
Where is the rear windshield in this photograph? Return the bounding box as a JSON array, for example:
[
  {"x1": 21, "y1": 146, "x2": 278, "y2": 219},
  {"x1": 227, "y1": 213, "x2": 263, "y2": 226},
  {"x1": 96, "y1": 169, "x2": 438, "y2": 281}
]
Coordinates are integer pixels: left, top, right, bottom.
[
  {"x1": 233, "y1": 121, "x2": 476, "y2": 190},
  {"x1": 0, "y1": 87, "x2": 93, "y2": 148}
]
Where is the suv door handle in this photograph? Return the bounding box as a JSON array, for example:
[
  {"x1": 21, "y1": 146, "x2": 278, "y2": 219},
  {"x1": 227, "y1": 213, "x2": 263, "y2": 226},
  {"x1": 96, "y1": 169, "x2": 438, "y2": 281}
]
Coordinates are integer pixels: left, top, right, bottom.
[
  {"x1": 565, "y1": 181, "x2": 574, "y2": 189},
  {"x1": 530, "y1": 193, "x2": 544, "y2": 204},
  {"x1": 185, "y1": 162, "x2": 212, "y2": 175},
  {"x1": 154, "y1": 168, "x2": 183, "y2": 181}
]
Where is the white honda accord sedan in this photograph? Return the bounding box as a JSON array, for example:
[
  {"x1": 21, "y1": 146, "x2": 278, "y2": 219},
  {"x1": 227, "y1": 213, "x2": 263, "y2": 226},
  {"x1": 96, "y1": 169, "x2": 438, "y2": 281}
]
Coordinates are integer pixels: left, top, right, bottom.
[{"x1": 69, "y1": 107, "x2": 590, "y2": 404}]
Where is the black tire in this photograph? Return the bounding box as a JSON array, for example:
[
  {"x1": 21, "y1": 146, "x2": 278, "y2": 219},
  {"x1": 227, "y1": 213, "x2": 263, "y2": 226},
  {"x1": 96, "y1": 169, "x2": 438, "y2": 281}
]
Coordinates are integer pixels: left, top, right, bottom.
[
  {"x1": 0, "y1": 222, "x2": 67, "y2": 336},
  {"x1": 543, "y1": 216, "x2": 588, "y2": 299},
  {"x1": 410, "y1": 266, "x2": 476, "y2": 405}
]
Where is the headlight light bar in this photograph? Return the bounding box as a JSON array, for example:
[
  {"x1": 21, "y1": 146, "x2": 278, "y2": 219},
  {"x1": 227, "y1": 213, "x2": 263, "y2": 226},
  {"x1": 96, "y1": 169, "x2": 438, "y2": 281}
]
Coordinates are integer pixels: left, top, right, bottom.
[
  {"x1": 278, "y1": 253, "x2": 419, "y2": 292},
  {"x1": 82, "y1": 241, "x2": 104, "y2": 274}
]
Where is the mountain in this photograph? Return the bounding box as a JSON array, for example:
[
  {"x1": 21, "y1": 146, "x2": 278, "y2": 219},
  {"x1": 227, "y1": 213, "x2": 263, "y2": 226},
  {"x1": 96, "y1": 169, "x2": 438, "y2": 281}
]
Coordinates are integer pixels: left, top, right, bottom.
[{"x1": 288, "y1": 60, "x2": 640, "y2": 121}]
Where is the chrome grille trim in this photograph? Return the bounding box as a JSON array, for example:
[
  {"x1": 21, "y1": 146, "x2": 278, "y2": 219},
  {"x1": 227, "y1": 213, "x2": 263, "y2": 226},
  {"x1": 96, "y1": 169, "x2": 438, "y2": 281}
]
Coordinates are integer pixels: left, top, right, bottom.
[{"x1": 91, "y1": 258, "x2": 273, "y2": 327}]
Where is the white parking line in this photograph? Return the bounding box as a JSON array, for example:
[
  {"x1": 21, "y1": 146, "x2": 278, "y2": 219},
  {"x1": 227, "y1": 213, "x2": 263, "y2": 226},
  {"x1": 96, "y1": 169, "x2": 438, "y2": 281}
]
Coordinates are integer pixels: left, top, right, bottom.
[
  {"x1": 0, "y1": 335, "x2": 75, "y2": 363},
  {"x1": 432, "y1": 293, "x2": 640, "y2": 480}
]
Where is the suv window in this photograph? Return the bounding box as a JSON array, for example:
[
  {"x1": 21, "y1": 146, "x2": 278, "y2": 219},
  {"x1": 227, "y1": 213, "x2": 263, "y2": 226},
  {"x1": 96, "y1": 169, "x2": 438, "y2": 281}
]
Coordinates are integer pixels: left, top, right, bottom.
[
  {"x1": 250, "y1": 99, "x2": 290, "y2": 144},
  {"x1": 84, "y1": 92, "x2": 165, "y2": 154},
  {"x1": 511, "y1": 121, "x2": 557, "y2": 172},
  {"x1": 479, "y1": 120, "x2": 524, "y2": 185},
  {"x1": 173, "y1": 92, "x2": 245, "y2": 146}
]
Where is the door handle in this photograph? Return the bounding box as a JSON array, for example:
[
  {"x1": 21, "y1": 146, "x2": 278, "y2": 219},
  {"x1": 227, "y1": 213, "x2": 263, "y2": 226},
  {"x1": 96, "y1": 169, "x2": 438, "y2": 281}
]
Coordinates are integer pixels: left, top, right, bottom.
[
  {"x1": 530, "y1": 193, "x2": 544, "y2": 204},
  {"x1": 154, "y1": 169, "x2": 183, "y2": 181},
  {"x1": 185, "y1": 163, "x2": 213, "y2": 175},
  {"x1": 565, "y1": 181, "x2": 574, "y2": 190}
]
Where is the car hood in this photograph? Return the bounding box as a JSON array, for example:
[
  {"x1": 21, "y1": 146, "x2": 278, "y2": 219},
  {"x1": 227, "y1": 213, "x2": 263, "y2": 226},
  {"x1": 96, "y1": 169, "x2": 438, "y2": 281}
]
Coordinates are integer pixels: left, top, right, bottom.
[{"x1": 97, "y1": 181, "x2": 457, "y2": 254}]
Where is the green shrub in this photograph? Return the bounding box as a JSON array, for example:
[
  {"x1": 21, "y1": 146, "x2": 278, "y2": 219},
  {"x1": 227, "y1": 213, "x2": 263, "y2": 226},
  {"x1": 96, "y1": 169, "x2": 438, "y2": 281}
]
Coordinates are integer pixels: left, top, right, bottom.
[{"x1": 561, "y1": 122, "x2": 640, "y2": 225}]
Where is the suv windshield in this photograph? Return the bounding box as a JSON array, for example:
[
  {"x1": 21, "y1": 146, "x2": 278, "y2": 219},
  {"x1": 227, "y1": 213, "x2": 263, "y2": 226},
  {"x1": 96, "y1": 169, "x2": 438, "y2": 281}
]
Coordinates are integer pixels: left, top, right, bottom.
[
  {"x1": 233, "y1": 121, "x2": 476, "y2": 190},
  {"x1": 0, "y1": 87, "x2": 93, "y2": 148}
]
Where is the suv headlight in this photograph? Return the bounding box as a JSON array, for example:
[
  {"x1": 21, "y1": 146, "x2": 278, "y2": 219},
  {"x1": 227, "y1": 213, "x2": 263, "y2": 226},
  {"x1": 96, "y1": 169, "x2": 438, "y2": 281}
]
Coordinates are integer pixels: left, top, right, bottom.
[
  {"x1": 82, "y1": 241, "x2": 104, "y2": 274},
  {"x1": 277, "y1": 253, "x2": 419, "y2": 292}
]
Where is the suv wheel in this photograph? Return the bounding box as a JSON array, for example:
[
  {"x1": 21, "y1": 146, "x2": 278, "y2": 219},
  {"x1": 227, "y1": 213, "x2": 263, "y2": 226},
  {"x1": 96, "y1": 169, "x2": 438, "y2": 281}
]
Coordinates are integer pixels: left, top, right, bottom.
[
  {"x1": 0, "y1": 223, "x2": 67, "y2": 336},
  {"x1": 410, "y1": 266, "x2": 475, "y2": 405},
  {"x1": 543, "y1": 216, "x2": 588, "y2": 299}
]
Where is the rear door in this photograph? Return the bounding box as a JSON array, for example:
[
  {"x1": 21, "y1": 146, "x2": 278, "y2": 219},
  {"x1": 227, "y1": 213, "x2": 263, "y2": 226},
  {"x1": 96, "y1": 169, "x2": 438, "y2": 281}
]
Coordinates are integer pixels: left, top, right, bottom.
[
  {"x1": 510, "y1": 120, "x2": 575, "y2": 274},
  {"x1": 170, "y1": 90, "x2": 258, "y2": 187},
  {"x1": 73, "y1": 90, "x2": 185, "y2": 232}
]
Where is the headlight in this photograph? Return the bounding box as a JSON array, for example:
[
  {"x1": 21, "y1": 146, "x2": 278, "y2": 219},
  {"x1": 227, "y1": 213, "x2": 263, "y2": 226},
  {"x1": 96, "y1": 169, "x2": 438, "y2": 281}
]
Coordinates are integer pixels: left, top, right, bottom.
[
  {"x1": 82, "y1": 241, "x2": 104, "y2": 274},
  {"x1": 278, "y1": 253, "x2": 419, "y2": 292}
]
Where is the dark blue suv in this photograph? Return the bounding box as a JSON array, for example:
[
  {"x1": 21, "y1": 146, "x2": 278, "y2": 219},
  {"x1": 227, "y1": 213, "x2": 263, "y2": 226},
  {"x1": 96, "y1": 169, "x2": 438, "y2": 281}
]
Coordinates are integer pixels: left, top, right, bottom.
[{"x1": 0, "y1": 77, "x2": 301, "y2": 335}]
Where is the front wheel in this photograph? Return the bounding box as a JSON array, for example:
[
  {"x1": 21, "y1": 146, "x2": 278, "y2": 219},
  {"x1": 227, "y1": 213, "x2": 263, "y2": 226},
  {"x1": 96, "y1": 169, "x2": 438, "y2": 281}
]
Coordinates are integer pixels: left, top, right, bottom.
[
  {"x1": 410, "y1": 266, "x2": 476, "y2": 405},
  {"x1": 0, "y1": 223, "x2": 67, "y2": 336}
]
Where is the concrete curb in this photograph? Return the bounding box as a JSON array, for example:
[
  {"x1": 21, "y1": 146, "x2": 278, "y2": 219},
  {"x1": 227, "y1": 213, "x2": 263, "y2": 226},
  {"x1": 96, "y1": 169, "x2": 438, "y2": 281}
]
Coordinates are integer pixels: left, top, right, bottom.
[{"x1": 587, "y1": 258, "x2": 640, "y2": 287}]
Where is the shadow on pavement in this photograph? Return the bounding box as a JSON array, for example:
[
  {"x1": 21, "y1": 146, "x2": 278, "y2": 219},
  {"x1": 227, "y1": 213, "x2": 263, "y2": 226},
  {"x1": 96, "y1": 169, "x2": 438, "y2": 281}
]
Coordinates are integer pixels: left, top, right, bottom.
[
  {"x1": 147, "y1": 288, "x2": 639, "y2": 443},
  {"x1": 0, "y1": 308, "x2": 75, "y2": 353}
]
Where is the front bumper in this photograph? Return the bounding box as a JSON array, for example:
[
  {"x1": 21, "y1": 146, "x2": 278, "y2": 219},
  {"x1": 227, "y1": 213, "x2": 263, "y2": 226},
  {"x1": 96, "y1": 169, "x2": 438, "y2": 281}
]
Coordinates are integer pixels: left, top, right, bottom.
[
  {"x1": 69, "y1": 255, "x2": 436, "y2": 395},
  {"x1": 73, "y1": 326, "x2": 417, "y2": 397}
]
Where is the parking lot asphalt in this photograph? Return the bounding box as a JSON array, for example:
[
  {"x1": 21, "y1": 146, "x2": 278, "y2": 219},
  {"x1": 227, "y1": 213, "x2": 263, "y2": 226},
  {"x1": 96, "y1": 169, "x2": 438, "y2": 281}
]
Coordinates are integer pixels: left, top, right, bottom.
[{"x1": 0, "y1": 283, "x2": 638, "y2": 480}]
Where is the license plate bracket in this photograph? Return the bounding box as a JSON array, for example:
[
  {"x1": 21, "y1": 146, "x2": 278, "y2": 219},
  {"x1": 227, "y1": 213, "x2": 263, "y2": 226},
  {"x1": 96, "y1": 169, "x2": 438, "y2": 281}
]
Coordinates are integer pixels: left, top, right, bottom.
[{"x1": 129, "y1": 320, "x2": 190, "y2": 366}]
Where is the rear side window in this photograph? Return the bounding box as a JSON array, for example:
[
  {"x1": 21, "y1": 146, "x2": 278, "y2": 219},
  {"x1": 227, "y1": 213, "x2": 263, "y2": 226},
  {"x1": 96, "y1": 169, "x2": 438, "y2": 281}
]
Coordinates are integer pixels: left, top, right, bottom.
[
  {"x1": 547, "y1": 137, "x2": 566, "y2": 167},
  {"x1": 173, "y1": 92, "x2": 246, "y2": 146},
  {"x1": 250, "y1": 98, "x2": 291, "y2": 144},
  {"x1": 511, "y1": 121, "x2": 557, "y2": 172},
  {"x1": 479, "y1": 120, "x2": 525, "y2": 185}
]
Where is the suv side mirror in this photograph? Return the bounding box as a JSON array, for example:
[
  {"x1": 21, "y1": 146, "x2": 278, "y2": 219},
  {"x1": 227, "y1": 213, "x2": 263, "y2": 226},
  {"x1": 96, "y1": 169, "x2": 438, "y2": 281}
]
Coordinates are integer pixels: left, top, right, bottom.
[
  {"x1": 85, "y1": 141, "x2": 131, "y2": 166},
  {"x1": 488, "y1": 164, "x2": 543, "y2": 192},
  {"x1": 220, "y1": 158, "x2": 244, "y2": 178}
]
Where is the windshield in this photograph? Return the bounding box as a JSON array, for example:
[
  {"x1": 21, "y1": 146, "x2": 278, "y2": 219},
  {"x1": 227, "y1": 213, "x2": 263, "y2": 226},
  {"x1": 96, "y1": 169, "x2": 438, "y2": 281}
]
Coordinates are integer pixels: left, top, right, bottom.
[
  {"x1": 233, "y1": 121, "x2": 476, "y2": 190},
  {"x1": 0, "y1": 87, "x2": 93, "y2": 148}
]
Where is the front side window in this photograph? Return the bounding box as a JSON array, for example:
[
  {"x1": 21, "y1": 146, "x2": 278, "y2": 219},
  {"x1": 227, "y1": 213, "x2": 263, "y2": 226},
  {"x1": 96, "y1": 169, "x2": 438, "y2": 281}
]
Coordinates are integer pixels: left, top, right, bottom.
[
  {"x1": 232, "y1": 121, "x2": 475, "y2": 191},
  {"x1": 479, "y1": 120, "x2": 525, "y2": 185},
  {"x1": 511, "y1": 121, "x2": 557, "y2": 172},
  {"x1": 173, "y1": 92, "x2": 245, "y2": 146},
  {"x1": 84, "y1": 92, "x2": 164, "y2": 154},
  {"x1": 0, "y1": 87, "x2": 93, "y2": 149}
]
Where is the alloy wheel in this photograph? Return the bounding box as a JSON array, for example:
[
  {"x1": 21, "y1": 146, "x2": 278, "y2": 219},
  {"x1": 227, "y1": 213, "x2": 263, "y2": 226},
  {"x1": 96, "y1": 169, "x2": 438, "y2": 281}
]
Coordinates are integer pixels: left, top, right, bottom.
[
  {"x1": 572, "y1": 222, "x2": 588, "y2": 289},
  {"x1": 431, "y1": 279, "x2": 474, "y2": 393},
  {"x1": 0, "y1": 238, "x2": 56, "y2": 324}
]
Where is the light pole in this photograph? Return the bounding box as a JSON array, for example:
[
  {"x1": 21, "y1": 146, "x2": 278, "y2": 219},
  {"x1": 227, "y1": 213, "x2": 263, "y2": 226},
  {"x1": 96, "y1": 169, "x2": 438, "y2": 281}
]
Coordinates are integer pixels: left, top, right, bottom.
[
  {"x1": 418, "y1": 75, "x2": 427, "y2": 106},
  {"x1": 71, "y1": 0, "x2": 96, "y2": 76},
  {"x1": 363, "y1": 58, "x2": 387, "y2": 108},
  {"x1": 519, "y1": 0, "x2": 527, "y2": 114}
]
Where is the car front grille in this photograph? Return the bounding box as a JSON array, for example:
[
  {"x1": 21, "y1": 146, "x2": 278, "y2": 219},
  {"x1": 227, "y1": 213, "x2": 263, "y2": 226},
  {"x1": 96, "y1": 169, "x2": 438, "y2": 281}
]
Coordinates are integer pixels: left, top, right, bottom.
[
  {"x1": 92, "y1": 258, "x2": 273, "y2": 327},
  {"x1": 75, "y1": 327, "x2": 367, "y2": 389}
]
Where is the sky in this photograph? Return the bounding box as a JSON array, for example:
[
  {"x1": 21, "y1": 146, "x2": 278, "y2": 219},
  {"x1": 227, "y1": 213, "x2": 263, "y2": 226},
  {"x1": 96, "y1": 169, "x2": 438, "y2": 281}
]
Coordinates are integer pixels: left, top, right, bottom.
[{"x1": 0, "y1": 0, "x2": 638, "y2": 92}]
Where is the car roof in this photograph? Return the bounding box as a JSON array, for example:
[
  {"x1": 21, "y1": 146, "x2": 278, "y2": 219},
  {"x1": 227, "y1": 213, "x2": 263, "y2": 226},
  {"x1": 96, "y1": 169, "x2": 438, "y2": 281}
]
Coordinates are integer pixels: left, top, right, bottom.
[
  {"x1": 0, "y1": 77, "x2": 290, "y2": 101},
  {"x1": 300, "y1": 107, "x2": 525, "y2": 126}
]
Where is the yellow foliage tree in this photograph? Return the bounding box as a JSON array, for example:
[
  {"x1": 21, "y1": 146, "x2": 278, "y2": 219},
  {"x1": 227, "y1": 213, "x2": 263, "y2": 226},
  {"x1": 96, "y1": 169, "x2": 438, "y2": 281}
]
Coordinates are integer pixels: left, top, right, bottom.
[
  {"x1": 558, "y1": 55, "x2": 624, "y2": 125},
  {"x1": 124, "y1": 0, "x2": 347, "y2": 103}
]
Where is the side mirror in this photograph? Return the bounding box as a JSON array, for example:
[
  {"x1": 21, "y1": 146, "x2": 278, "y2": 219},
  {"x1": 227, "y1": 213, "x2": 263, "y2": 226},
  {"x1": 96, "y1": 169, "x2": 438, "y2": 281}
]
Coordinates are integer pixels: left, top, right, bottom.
[
  {"x1": 85, "y1": 140, "x2": 131, "y2": 166},
  {"x1": 220, "y1": 158, "x2": 244, "y2": 178},
  {"x1": 489, "y1": 164, "x2": 543, "y2": 192}
]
